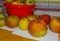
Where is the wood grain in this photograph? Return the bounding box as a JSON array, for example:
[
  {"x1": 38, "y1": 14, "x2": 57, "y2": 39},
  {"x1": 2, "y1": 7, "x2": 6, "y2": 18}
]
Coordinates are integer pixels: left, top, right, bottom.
[
  {"x1": 58, "y1": 33, "x2": 60, "y2": 41},
  {"x1": 0, "y1": 28, "x2": 37, "y2": 41}
]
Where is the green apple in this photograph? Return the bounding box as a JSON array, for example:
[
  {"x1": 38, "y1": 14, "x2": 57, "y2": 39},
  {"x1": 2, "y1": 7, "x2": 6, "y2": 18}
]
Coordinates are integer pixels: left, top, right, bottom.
[
  {"x1": 0, "y1": 13, "x2": 5, "y2": 18},
  {"x1": 0, "y1": 18, "x2": 5, "y2": 27},
  {"x1": 12, "y1": 1, "x2": 20, "y2": 5},
  {"x1": 16, "y1": 0, "x2": 25, "y2": 2},
  {"x1": 16, "y1": 0, "x2": 25, "y2": 4},
  {"x1": 5, "y1": 0, "x2": 14, "y2": 3},
  {"x1": 12, "y1": 1, "x2": 24, "y2": 5},
  {"x1": 0, "y1": 13, "x2": 5, "y2": 27},
  {"x1": 25, "y1": 0, "x2": 35, "y2": 5},
  {"x1": 18, "y1": 17, "x2": 30, "y2": 31}
]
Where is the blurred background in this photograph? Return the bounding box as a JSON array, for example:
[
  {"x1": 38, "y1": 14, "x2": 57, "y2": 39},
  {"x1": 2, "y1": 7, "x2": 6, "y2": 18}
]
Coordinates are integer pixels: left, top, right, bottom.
[{"x1": 0, "y1": 0, "x2": 60, "y2": 16}]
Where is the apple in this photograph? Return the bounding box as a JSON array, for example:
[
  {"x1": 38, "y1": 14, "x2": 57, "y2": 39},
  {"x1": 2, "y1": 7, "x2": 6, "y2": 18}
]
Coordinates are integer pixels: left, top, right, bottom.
[
  {"x1": 0, "y1": 13, "x2": 5, "y2": 18},
  {"x1": 0, "y1": 18, "x2": 5, "y2": 27},
  {"x1": 49, "y1": 17, "x2": 60, "y2": 33},
  {"x1": 16, "y1": 0, "x2": 25, "y2": 4},
  {"x1": 12, "y1": 1, "x2": 24, "y2": 5},
  {"x1": 38, "y1": 14, "x2": 51, "y2": 24},
  {"x1": 16, "y1": 0, "x2": 25, "y2": 2},
  {"x1": 0, "y1": 13, "x2": 5, "y2": 27},
  {"x1": 27, "y1": 15, "x2": 38, "y2": 21},
  {"x1": 29, "y1": 20, "x2": 48, "y2": 38},
  {"x1": 25, "y1": 0, "x2": 35, "y2": 5},
  {"x1": 12, "y1": 1, "x2": 20, "y2": 5},
  {"x1": 18, "y1": 17, "x2": 30, "y2": 31},
  {"x1": 6, "y1": 15, "x2": 19, "y2": 28},
  {"x1": 5, "y1": 0, "x2": 14, "y2": 3}
]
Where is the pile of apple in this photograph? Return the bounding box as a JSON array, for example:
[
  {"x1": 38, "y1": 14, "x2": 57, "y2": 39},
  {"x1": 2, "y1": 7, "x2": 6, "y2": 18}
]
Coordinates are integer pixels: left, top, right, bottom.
[
  {"x1": 0, "y1": 12, "x2": 60, "y2": 38},
  {"x1": 5, "y1": 0, "x2": 35, "y2": 5}
]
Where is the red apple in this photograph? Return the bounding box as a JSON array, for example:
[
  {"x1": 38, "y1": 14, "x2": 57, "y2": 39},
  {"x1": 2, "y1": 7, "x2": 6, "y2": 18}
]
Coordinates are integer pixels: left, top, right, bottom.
[
  {"x1": 29, "y1": 20, "x2": 48, "y2": 38},
  {"x1": 38, "y1": 14, "x2": 51, "y2": 24},
  {"x1": 6, "y1": 15, "x2": 19, "y2": 28}
]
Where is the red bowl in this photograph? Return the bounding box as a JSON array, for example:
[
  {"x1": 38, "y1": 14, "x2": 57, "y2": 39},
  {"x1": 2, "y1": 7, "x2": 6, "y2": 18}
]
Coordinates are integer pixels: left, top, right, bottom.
[{"x1": 4, "y1": 3, "x2": 36, "y2": 19}]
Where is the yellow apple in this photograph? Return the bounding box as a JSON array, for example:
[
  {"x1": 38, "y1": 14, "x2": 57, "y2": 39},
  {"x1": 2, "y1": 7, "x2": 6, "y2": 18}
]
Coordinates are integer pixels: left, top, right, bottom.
[
  {"x1": 0, "y1": 13, "x2": 5, "y2": 27},
  {"x1": 18, "y1": 17, "x2": 30, "y2": 31},
  {"x1": 49, "y1": 17, "x2": 60, "y2": 33},
  {"x1": 0, "y1": 13, "x2": 5, "y2": 18},
  {"x1": 16, "y1": 0, "x2": 25, "y2": 2},
  {"x1": 27, "y1": 15, "x2": 38, "y2": 21},
  {"x1": 12, "y1": 1, "x2": 24, "y2": 5},
  {"x1": 0, "y1": 18, "x2": 5, "y2": 27},
  {"x1": 29, "y1": 20, "x2": 48, "y2": 38},
  {"x1": 12, "y1": 1, "x2": 20, "y2": 5},
  {"x1": 5, "y1": 0, "x2": 14, "y2": 3}
]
